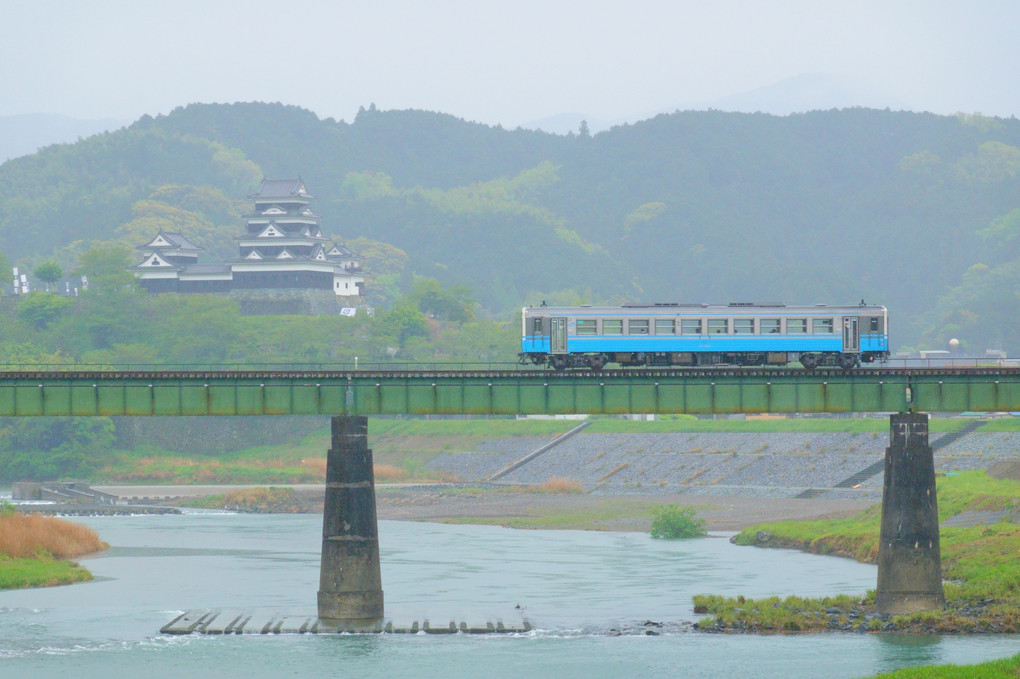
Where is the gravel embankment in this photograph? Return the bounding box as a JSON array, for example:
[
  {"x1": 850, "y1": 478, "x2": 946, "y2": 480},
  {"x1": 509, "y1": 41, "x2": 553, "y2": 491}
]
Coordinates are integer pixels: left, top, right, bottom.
[{"x1": 426, "y1": 431, "x2": 1018, "y2": 501}]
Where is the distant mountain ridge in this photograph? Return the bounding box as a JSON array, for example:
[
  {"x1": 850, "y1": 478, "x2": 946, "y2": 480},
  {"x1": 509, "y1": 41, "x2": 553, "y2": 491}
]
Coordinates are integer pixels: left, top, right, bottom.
[
  {"x1": 0, "y1": 113, "x2": 126, "y2": 162},
  {"x1": 518, "y1": 73, "x2": 909, "y2": 134}
]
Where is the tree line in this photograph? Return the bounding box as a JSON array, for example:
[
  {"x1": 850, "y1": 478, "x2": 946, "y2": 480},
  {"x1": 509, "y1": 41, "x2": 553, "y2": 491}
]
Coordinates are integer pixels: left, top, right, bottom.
[{"x1": 2, "y1": 103, "x2": 1020, "y2": 353}]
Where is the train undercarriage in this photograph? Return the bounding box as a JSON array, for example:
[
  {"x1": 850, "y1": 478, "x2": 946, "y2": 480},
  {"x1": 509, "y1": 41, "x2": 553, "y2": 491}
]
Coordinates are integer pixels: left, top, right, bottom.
[{"x1": 519, "y1": 351, "x2": 885, "y2": 371}]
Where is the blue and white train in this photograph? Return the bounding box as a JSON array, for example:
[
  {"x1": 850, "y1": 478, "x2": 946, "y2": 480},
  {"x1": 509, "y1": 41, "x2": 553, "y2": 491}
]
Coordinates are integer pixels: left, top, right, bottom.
[{"x1": 520, "y1": 302, "x2": 889, "y2": 370}]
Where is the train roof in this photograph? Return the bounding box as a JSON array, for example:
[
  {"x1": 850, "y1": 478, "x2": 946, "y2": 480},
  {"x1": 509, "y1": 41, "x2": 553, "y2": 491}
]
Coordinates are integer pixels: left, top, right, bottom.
[{"x1": 524, "y1": 302, "x2": 887, "y2": 315}]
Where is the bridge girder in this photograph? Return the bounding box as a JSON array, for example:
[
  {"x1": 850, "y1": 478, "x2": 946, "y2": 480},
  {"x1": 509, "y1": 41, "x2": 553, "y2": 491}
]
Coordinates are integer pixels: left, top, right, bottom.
[{"x1": 2, "y1": 369, "x2": 1019, "y2": 416}]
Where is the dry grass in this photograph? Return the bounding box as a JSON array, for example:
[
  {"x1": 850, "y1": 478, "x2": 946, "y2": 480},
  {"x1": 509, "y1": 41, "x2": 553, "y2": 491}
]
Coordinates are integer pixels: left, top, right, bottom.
[
  {"x1": 596, "y1": 463, "x2": 629, "y2": 482},
  {"x1": 0, "y1": 513, "x2": 107, "y2": 559},
  {"x1": 535, "y1": 477, "x2": 585, "y2": 494},
  {"x1": 300, "y1": 458, "x2": 328, "y2": 476},
  {"x1": 374, "y1": 464, "x2": 410, "y2": 482}
]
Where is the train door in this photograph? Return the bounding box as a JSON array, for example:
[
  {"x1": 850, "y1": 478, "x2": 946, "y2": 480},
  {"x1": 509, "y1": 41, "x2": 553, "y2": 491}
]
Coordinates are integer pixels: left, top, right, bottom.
[
  {"x1": 842, "y1": 316, "x2": 860, "y2": 353},
  {"x1": 550, "y1": 317, "x2": 568, "y2": 354}
]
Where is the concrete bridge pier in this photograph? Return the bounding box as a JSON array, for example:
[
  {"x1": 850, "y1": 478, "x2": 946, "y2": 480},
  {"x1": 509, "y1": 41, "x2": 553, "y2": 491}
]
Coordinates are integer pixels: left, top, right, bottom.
[
  {"x1": 875, "y1": 412, "x2": 945, "y2": 615},
  {"x1": 317, "y1": 415, "x2": 384, "y2": 630}
]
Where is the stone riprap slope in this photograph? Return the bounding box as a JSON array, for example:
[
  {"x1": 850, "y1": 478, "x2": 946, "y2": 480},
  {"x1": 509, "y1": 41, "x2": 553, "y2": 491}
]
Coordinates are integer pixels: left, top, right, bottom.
[
  {"x1": 934, "y1": 433, "x2": 1020, "y2": 469},
  {"x1": 418, "y1": 436, "x2": 553, "y2": 482},
  {"x1": 425, "y1": 431, "x2": 1019, "y2": 500}
]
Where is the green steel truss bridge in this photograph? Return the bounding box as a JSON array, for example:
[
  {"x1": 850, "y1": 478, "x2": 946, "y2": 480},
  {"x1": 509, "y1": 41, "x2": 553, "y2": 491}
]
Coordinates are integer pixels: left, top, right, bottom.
[{"x1": 3, "y1": 366, "x2": 1020, "y2": 416}]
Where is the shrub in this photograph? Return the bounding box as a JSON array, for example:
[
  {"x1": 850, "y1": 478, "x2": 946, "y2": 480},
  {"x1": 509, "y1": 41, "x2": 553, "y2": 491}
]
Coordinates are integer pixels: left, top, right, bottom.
[{"x1": 650, "y1": 504, "x2": 707, "y2": 539}]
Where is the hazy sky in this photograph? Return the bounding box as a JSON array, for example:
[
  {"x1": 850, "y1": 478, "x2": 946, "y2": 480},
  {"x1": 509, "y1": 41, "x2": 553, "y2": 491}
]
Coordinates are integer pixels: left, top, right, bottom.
[{"x1": 3, "y1": 0, "x2": 1019, "y2": 126}]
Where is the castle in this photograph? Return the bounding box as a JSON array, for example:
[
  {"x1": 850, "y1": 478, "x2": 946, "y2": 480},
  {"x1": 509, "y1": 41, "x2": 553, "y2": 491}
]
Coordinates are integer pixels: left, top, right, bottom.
[{"x1": 130, "y1": 179, "x2": 364, "y2": 297}]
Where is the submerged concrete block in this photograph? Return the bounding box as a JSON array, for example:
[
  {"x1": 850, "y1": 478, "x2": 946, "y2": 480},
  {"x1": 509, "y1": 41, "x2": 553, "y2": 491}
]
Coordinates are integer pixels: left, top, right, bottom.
[{"x1": 875, "y1": 412, "x2": 945, "y2": 614}]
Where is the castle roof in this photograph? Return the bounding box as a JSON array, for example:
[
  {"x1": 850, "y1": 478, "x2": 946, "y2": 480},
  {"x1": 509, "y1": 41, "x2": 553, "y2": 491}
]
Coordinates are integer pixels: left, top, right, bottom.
[
  {"x1": 248, "y1": 178, "x2": 314, "y2": 201},
  {"x1": 139, "y1": 231, "x2": 203, "y2": 252},
  {"x1": 326, "y1": 244, "x2": 360, "y2": 259},
  {"x1": 129, "y1": 252, "x2": 181, "y2": 271}
]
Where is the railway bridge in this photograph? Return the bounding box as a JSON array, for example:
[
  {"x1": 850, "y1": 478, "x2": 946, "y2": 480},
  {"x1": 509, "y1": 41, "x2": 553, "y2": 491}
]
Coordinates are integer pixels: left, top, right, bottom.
[
  {"x1": 2, "y1": 366, "x2": 1019, "y2": 416},
  {"x1": 4, "y1": 365, "x2": 1018, "y2": 626}
]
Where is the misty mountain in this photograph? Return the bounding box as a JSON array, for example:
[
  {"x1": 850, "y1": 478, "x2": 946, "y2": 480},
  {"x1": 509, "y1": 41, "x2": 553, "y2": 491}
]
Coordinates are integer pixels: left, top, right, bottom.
[
  {"x1": 711, "y1": 73, "x2": 910, "y2": 115},
  {"x1": 1, "y1": 102, "x2": 1019, "y2": 352},
  {"x1": 0, "y1": 113, "x2": 126, "y2": 162},
  {"x1": 521, "y1": 74, "x2": 909, "y2": 136}
]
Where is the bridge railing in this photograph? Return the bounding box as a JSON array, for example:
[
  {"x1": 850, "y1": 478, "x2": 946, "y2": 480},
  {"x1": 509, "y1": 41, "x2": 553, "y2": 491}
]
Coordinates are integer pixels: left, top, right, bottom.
[
  {"x1": 2, "y1": 357, "x2": 1017, "y2": 373},
  {"x1": 0, "y1": 360, "x2": 525, "y2": 373},
  {"x1": 877, "y1": 357, "x2": 1020, "y2": 370}
]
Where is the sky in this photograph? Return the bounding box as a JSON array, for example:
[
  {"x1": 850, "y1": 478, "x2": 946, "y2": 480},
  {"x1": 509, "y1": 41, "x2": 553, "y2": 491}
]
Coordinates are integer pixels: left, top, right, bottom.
[{"x1": 2, "y1": 0, "x2": 1019, "y2": 128}]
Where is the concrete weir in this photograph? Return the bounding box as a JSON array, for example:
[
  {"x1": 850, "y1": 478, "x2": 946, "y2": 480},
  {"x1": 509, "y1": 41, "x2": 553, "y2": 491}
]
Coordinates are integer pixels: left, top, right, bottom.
[
  {"x1": 317, "y1": 415, "x2": 385, "y2": 631},
  {"x1": 875, "y1": 412, "x2": 945, "y2": 615},
  {"x1": 161, "y1": 610, "x2": 532, "y2": 635}
]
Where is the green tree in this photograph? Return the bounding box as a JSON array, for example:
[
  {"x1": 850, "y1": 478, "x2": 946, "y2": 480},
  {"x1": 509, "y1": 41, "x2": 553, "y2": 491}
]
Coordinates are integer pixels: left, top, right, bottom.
[
  {"x1": 115, "y1": 186, "x2": 244, "y2": 261},
  {"x1": 17, "y1": 292, "x2": 72, "y2": 329},
  {"x1": 33, "y1": 261, "x2": 63, "y2": 292},
  {"x1": 407, "y1": 278, "x2": 476, "y2": 322},
  {"x1": 623, "y1": 202, "x2": 667, "y2": 234},
  {"x1": 0, "y1": 416, "x2": 114, "y2": 480},
  {"x1": 376, "y1": 304, "x2": 429, "y2": 347},
  {"x1": 0, "y1": 250, "x2": 9, "y2": 295},
  {"x1": 75, "y1": 245, "x2": 137, "y2": 295}
]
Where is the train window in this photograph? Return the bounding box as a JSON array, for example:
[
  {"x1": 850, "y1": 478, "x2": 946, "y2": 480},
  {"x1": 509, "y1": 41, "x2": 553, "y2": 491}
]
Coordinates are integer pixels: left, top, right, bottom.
[
  {"x1": 532, "y1": 318, "x2": 543, "y2": 334},
  {"x1": 603, "y1": 319, "x2": 623, "y2": 335},
  {"x1": 655, "y1": 318, "x2": 675, "y2": 334},
  {"x1": 760, "y1": 318, "x2": 781, "y2": 334},
  {"x1": 576, "y1": 319, "x2": 597, "y2": 335},
  {"x1": 680, "y1": 319, "x2": 702, "y2": 334},
  {"x1": 870, "y1": 317, "x2": 880, "y2": 332},
  {"x1": 629, "y1": 319, "x2": 649, "y2": 335},
  {"x1": 812, "y1": 318, "x2": 834, "y2": 334},
  {"x1": 787, "y1": 318, "x2": 807, "y2": 334},
  {"x1": 707, "y1": 319, "x2": 727, "y2": 334},
  {"x1": 733, "y1": 319, "x2": 753, "y2": 334}
]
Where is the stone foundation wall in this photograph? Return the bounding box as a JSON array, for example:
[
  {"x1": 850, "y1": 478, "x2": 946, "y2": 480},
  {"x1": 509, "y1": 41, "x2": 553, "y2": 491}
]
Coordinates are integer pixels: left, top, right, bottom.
[{"x1": 229, "y1": 289, "x2": 363, "y2": 316}]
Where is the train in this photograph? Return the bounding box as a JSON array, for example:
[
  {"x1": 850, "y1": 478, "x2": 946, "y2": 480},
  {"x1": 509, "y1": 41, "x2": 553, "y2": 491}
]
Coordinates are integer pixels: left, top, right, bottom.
[{"x1": 519, "y1": 302, "x2": 889, "y2": 370}]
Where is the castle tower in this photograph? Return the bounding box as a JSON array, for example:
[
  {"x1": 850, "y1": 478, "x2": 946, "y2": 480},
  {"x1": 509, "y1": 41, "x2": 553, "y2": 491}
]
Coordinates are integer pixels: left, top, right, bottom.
[{"x1": 231, "y1": 179, "x2": 364, "y2": 296}]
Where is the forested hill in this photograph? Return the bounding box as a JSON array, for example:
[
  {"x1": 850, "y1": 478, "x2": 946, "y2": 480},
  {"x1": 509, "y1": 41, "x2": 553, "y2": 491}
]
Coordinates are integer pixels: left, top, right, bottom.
[{"x1": 2, "y1": 102, "x2": 1020, "y2": 352}]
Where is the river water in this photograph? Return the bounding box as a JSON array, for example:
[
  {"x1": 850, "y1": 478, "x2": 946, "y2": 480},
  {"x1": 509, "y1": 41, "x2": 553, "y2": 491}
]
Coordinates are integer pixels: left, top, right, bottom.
[{"x1": 1, "y1": 512, "x2": 1016, "y2": 678}]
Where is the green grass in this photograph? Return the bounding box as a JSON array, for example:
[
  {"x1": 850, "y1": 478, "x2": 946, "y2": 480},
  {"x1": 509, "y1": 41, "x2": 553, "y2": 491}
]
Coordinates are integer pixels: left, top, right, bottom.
[
  {"x1": 972, "y1": 418, "x2": 1020, "y2": 432},
  {"x1": 0, "y1": 554, "x2": 93, "y2": 589},
  {"x1": 98, "y1": 450, "x2": 326, "y2": 484},
  {"x1": 935, "y1": 472, "x2": 1020, "y2": 520},
  {"x1": 702, "y1": 470, "x2": 1020, "y2": 634},
  {"x1": 869, "y1": 652, "x2": 1020, "y2": 678}
]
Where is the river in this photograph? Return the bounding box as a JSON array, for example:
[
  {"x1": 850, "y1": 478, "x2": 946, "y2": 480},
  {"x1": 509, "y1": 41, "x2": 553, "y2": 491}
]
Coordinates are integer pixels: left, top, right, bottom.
[{"x1": 1, "y1": 512, "x2": 1016, "y2": 678}]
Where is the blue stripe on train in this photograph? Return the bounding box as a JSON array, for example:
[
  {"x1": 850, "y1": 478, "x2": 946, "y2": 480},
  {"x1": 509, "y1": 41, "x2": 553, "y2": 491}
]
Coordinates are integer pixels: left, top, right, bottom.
[{"x1": 522, "y1": 334, "x2": 889, "y2": 353}]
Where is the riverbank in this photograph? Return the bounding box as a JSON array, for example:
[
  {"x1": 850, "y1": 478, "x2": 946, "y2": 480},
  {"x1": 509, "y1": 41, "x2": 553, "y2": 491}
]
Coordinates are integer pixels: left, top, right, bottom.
[
  {"x1": 120, "y1": 483, "x2": 874, "y2": 531},
  {"x1": 0, "y1": 503, "x2": 107, "y2": 589},
  {"x1": 693, "y1": 469, "x2": 1020, "y2": 634}
]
